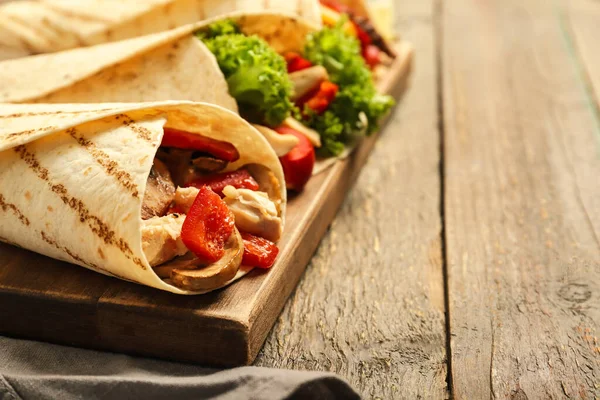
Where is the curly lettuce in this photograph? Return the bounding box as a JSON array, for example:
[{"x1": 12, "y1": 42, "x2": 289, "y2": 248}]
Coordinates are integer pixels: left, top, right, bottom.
[
  {"x1": 297, "y1": 108, "x2": 345, "y2": 157},
  {"x1": 302, "y1": 19, "x2": 394, "y2": 156},
  {"x1": 197, "y1": 22, "x2": 293, "y2": 126},
  {"x1": 196, "y1": 20, "x2": 240, "y2": 39},
  {"x1": 197, "y1": 19, "x2": 394, "y2": 157}
]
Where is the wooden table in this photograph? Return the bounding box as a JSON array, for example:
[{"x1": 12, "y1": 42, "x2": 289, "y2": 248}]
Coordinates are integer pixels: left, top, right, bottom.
[{"x1": 255, "y1": 0, "x2": 600, "y2": 398}]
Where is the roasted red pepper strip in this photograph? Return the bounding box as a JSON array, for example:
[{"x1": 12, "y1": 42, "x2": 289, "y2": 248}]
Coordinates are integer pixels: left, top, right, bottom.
[
  {"x1": 353, "y1": 21, "x2": 372, "y2": 48},
  {"x1": 319, "y1": 0, "x2": 350, "y2": 13},
  {"x1": 162, "y1": 128, "x2": 240, "y2": 162},
  {"x1": 240, "y1": 232, "x2": 279, "y2": 269},
  {"x1": 362, "y1": 44, "x2": 381, "y2": 68},
  {"x1": 181, "y1": 186, "x2": 235, "y2": 263},
  {"x1": 186, "y1": 169, "x2": 259, "y2": 197},
  {"x1": 305, "y1": 81, "x2": 339, "y2": 115},
  {"x1": 285, "y1": 52, "x2": 313, "y2": 73},
  {"x1": 274, "y1": 126, "x2": 315, "y2": 191}
]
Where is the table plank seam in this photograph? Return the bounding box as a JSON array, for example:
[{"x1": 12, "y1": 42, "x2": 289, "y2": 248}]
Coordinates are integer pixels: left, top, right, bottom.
[
  {"x1": 560, "y1": 0, "x2": 600, "y2": 132},
  {"x1": 434, "y1": 0, "x2": 454, "y2": 398}
]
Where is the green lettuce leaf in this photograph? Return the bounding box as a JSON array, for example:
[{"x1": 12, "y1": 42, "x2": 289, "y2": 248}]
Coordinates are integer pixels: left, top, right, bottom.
[
  {"x1": 197, "y1": 23, "x2": 293, "y2": 126},
  {"x1": 302, "y1": 19, "x2": 395, "y2": 154}
]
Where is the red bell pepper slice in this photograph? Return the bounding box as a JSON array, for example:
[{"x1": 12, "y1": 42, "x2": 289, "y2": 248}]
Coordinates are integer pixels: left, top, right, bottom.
[
  {"x1": 274, "y1": 126, "x2": 315, "y2": 191},
  {"x1": 362, "y1": 44, "x2": 381, "y2": 68},
  {"x1": 353, "y1": 21, "x2": 372, "y2": 48},
  {"x1": 240, "y1": 232, "x2": 279, "y2": 269},
  {"x1": 319, "y1": 0, "x2": 350, "y2": 13},
  {"x1": 162, "y1": 128, "x2": 240, "y2": 162},
  {"x1": 305, "y1": 81, "x2": 339, "y2": 115},
  {"x1": 186, "y1": 169, "x2": 259, "y2": 197},
  {"x1": 181, "y1": 186, "x2": 235, "y2": 263},
  {"x1": 285, "y1": 52, "x2": 313, "y2": 73}
]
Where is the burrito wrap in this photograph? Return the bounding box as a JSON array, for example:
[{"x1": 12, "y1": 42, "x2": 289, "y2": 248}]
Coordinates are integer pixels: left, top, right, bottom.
[
  {"x1": 0, "y1": 100, "x2": 286, "y2": 294},
  {"x1": 0, "y1": 13, "x2": 318, "y2": 105},
  {"x1": 0, "y1": 0, "x2": 321, "y2": 58}
]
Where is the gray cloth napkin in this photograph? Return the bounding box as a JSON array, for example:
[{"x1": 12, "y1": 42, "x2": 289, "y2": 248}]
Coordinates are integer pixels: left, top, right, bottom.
[{"x1": 0, "y1": 336, "x2": 360, "y2": 400}]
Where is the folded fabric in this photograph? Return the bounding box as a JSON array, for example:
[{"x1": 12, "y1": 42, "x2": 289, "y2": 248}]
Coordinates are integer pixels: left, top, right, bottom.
[{"x1": 0, "y1": 336, "x2": 360, "y2": 400}]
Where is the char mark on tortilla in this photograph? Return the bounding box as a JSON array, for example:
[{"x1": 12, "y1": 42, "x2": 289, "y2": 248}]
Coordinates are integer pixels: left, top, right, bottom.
[
  {"x1": 0, "y1": 193, "x2": 30, "y2": 226},
  {"x1": 0, "y1": 109, "x2": 117, "y2": 119},
  {"x1": 117, "y1": 114, "x2": 154, "y2": 141},
  {"x1": 14, "y1": 145, "x2": 146, "y2": 269},
  {"x1": 68, "y1": 127, "x2": 141, "y2": 198}
]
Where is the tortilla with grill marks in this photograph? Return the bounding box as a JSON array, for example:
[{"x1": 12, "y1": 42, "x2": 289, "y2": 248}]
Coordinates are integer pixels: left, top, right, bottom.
[
  {"x1": 0, "y1": 100, "x2": 286, "y2": 294},
  {"x1": 0, "y1": 12, "x2": 316, "y2": 106},
  {"x1": 0, "y1": 0, "x2": 321, "y2": 59}
]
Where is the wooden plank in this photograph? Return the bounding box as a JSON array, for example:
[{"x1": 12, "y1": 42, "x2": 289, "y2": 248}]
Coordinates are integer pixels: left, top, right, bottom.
[
  {"x1": 0, "y1": 45, "x2": 413, "y2": 367},
  {"x1": 442, "y1": 0, "x2": 600, "y2": 398},
  {"x1": 255, "y1": 2, "x2": 448, "y2": 398},
  {"x1": 567, "y1": 0, "x2": 600, "y2": 110},
  {"x1": 0, "y1": 243, "x2": 110, "y2": 347}
]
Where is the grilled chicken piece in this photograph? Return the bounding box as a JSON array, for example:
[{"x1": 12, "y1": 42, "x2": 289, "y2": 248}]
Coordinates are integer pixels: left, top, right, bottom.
[
  {"x1": 141, "y1": 214, "x2": 188, "y2": 267},
  {"x1": 173, "y1": 187, "x2": 200, "y2": 214},
  {"x1": 282, "y1": 117, "x2": 321, "y2": 147},
  {"x1": 289, "y1": 65, "x2": 329, "y2": 101},
  {"x1": 222, "y1": 185, "x2": 282, "y2": 242},
  {"x1": 174, "y1": 186, "x2": 282, "y2": 242},
  {"x1": 141, "y1": 159, "x2": 176, "y2": 220},
  {"x1": 252, "y1": 124, "x2": 299, "y2": 157}
]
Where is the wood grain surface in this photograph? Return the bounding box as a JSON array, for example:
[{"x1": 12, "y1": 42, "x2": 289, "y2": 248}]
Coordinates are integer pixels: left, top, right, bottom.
[
  {"x1": 255, "y1": 1, "x2": 449, "y2": 399},
  {"x1": 567, "y1": 0, "x2": 600, "y2": 110},
  {"x1": 442, "y1": 0, "x2": 600, "y2": 398}
]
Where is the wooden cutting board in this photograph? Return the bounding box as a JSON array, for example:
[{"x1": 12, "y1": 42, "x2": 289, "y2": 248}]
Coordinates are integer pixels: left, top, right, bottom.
[{"x1": 0, "y1": 42, "x2": 413, "y2": 367}]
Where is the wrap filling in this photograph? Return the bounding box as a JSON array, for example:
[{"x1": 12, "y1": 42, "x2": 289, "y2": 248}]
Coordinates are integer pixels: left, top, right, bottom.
[
  {"x1": 142, "y1": 128, "x2": 281, "y2": 291},
  {"x1": 195, "y1": 6, "x2": 396, "y2": 191}
]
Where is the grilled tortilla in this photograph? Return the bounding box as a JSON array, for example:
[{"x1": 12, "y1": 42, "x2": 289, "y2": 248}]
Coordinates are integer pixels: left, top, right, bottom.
[
  {"x1": 0, "y1": 100, "x2": 285, "y2": 294},
  {"x1": 0, "y1": 13, "x2": 316, "y2": 105},
  {"x1": 0, "y1": 0, "x2": 321, "y2": 59},
  {"x1": 0, "y1": 11, "x2": 396, "y2": 177}
]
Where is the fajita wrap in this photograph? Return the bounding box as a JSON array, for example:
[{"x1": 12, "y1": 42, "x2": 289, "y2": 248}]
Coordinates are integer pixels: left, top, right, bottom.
[
  {"x1": 0, "y1": 100, "x2": 286, "y2": 294},
  {"x1": 0, "y1": 0, "x2": 322, "y2": 59},
  {"x1": 0, "y1": 10, "x2": 401, "y2": 190}
]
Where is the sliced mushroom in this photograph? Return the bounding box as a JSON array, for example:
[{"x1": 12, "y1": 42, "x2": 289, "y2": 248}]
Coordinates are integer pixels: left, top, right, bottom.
[
  {"x1": 289, "y1": 65, "x2": 329, "y2": 101},
  {"x1": 141, "y1": 159, "x2": 176, "y2": 220},
  {"x1": 169, "y1": 227, "x2": 243, "y2": 291},
  {"x1": 252, "y1": 124, "x2": 299, "y2": 156},
  {"x1": 191, "y1": 153, "x2": 228, "y2": 173},
  {"x1": 283, "y1": 117, "x2": 322, "y2": 148},
  {"x1": 153, "y1": 252, "x2": 202, "y2": 278},
  {"x1": 155, "y1": 148, "x2": 194, "y2": 187}
]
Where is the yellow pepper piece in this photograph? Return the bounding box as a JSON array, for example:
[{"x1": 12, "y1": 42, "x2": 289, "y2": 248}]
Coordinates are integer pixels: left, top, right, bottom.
[{"x1": 320, "y1": 5, "x2": 357, "y2": 37}]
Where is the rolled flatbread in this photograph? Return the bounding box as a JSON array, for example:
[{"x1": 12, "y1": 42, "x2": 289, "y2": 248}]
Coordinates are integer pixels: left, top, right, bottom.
[
  {"x1": 0, "y1": 11, "x2": 398, "y2": 180},
  {"x1": 0, "y1": 0, "x2": 322, "y2": 59},
  {"x1": 0, "y1": 13, "x2": 316, "y2": 105},
  {"x1": 0, "y1": 100, "x2": 286, "y2": 294}
]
